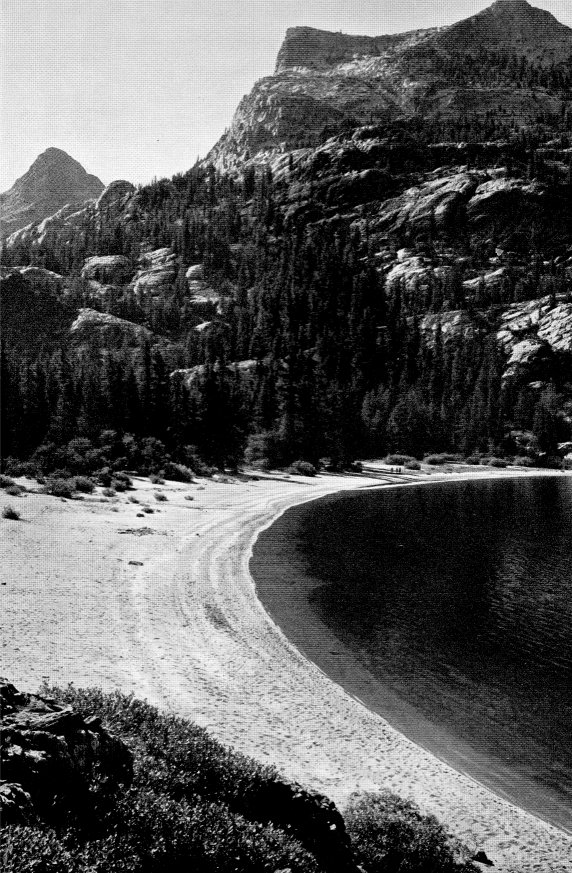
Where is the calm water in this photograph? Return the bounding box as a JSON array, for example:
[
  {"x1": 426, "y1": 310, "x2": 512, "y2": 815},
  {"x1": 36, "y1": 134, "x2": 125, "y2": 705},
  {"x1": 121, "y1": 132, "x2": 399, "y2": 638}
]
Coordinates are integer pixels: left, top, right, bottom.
[{"x1": 259, "y1": 477, "x2": 572, "y2": 820}]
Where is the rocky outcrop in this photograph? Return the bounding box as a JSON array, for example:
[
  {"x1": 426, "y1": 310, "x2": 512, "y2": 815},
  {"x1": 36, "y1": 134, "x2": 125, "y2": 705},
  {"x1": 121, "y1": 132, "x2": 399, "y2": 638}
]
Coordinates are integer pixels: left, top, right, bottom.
[
  {"x1": 132, "y1": 247, "x2": 177, "y2": 296},
  {"x1": 81, "y1": 255, "x2": 133, "y2": 284},
  {"x1": 5, "y1": 180, "x2": 135, "y2": 251},
  {"x1": 537, "y1": 303, "x2": 572, "y2": 353},
  {"x1": 70, "y1": 308, "x2": 152, "y2": 347},
  {"x1": 1, "y1": 148, "x2": 104, "y2": 235},
  {"x1": 0, "y1": 679, "x2": 132, "y2": 825},
  {"x1": 497, "y1": 296, "x2": 572, "y2": 379},
  {"x1": 421, "y1": 310, "x2": 478, "y2": 347},
  {"x1": 95, "y1": 180, "x2": 135, "y2": 211},
  {"x1": 16, "y1": 266, "x2": 64, "y2": 293}
]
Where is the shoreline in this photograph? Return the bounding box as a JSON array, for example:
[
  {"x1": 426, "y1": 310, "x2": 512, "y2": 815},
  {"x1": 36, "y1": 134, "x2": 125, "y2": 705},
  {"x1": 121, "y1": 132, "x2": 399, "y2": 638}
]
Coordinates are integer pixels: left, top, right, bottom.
[
  {"x1": 251, "y1": 478, "x2": 572, "y2": 836},
  {"x1": 2, "y1": 467, "x2": 572, "y2": 872}
]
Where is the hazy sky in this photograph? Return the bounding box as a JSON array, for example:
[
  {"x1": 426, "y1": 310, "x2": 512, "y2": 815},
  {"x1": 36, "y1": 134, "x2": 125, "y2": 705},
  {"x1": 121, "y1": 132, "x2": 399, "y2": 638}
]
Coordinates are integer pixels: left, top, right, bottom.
[{"x1": 2, "y1": 0, "x2": 571, "y2": 191}]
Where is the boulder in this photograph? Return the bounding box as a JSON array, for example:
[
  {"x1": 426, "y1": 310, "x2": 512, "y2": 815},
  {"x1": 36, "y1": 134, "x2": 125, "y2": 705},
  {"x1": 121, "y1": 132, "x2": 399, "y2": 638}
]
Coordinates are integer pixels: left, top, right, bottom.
[
  {"x1": 95, "y1": 180, "x2": 135, "y2": 211},
  {"x1": 186, "y1": 263, "x2": 204, "y2": 281},
  {"x1": 70, "y1": 308, "x2": 152, "y2": 347},
  {"x1": 0, "y1": 678, "x2": 133, "y2": 825},
  {"x1": 81, "y1": 254, "x2": 132, "y2": 284}
]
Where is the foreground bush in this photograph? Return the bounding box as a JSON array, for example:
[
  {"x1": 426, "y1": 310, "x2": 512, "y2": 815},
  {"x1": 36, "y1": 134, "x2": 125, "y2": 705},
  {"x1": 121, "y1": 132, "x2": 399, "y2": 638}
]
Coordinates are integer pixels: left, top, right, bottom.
[
  {"x1": 25, "y1": 686, "x2": 355, "y2": 873},
  {"x1": 2, "y1": 505, "x2": 21, "y2": 520},
  {"x1": 345, "y1": 791, "x2": 477, "y2": 873}
]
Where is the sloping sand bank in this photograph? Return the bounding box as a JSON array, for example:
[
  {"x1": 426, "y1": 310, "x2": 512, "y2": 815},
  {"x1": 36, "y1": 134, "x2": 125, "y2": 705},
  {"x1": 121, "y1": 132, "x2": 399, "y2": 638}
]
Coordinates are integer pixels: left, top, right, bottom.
[{"x1": 2, "y1": 468, "x2": 571, "y2": 872}]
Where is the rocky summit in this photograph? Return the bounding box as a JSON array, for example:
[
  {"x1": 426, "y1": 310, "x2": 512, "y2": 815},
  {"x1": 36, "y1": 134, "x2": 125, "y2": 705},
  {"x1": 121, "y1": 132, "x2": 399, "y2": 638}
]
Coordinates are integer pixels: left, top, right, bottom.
[
  {"x1": 208, "y1": 0, "x2": 572, "y2": 170},
  {"x1": 0, "y1": 147, "x2": 104, "y2": 236}
]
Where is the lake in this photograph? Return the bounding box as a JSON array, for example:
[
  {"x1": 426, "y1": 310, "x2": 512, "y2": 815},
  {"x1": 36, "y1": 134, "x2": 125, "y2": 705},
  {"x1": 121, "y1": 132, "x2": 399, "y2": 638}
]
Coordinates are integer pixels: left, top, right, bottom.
[{"x1": 252, "y1": 476, "x2": 572, "y2": 830}]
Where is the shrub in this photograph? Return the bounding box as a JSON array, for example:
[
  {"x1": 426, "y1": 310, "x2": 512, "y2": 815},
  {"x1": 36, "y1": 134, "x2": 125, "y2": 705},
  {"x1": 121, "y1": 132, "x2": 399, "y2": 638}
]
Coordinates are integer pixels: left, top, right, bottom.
[
  {"x1": 488, "y1": 458, "x2": 507, "y2": 468},
  {"x1": 2, "y1": 505, "x2": 21, "y2": 520},
  {"x1": 43, "y1": 478, "x2": 75, "y2": 498},
  {"x1": 102, "y1": 487, "x2": 116, "y2": 498},
  {"x1": 150, "y1": 474, "x2": 165, "y2": 484},
  {"x1": 287, "y1": 460, "x2": 317, "y2": 477},
  {"x1": 96, "y1": 467, "x2": 113, "y2": 487},
  {"x1": 154, "y1": 491, "x2": 168, "y2": 502},
  {"x1": 0, "y1": 474, "x2": 16, "y2": 488},
  {"x1": 5, "y1": 484, "x2": 25, "y2": 496},
  {"x1": 424, "y1": 453, "x2": 462, "y2": 466},
  {"x1": 162, "y1": 461, "x2": 195, "y2": 483},
  {"x1": 465, "y1": 456, "x2": 481, "y2": 465},
  {"x1": 73, "y1": 476, "x2": 95, "y2": 494},
  {"x1": 404, "y1": 460, "x2": 421, "y2": 471},
  {"x1": 128, "y1": 495, "x2": 140, "y2": 504},
  {"x1": 385, "y1": 455, "x2": 417, "y2": 466},
  {"x1": 113, "y1": 471, "x2": 133, "y2": 488},
  {"x1": 345, "y1": 791, "x2": 477, "y2": 873},
  {"x1": 112, "y1": 478, "x2": 128, "y2": 492},
  {"x1": 4, "y1": 459, "x2": 41, "y2": 478}
]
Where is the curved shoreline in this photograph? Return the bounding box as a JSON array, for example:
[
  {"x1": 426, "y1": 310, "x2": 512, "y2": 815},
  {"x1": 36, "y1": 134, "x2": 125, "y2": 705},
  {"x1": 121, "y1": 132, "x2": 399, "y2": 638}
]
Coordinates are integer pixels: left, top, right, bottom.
[
  {"x1": 2, "y1": 468, "x2": 572, "y2": 872},
  {"x1": 251, "y1": 481, "x2": 572, "y2": 836}
]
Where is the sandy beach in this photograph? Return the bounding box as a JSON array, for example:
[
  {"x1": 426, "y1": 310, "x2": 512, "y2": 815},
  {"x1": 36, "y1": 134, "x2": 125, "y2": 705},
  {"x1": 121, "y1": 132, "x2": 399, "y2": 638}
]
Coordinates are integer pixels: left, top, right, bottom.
[{"x1": 2, "y1": 466, "x2": 572, "y2": 872}]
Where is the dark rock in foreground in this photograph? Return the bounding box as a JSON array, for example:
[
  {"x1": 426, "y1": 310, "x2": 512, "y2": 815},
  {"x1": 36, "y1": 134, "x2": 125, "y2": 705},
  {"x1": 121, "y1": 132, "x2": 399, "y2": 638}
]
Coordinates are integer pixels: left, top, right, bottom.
[{"x1": 0, "y1": 679, "x2": 133, "y2": 825}]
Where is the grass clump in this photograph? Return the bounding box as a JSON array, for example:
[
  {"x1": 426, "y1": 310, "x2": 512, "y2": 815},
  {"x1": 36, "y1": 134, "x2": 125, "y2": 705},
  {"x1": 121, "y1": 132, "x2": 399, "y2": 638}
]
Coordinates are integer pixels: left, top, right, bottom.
[
  {"x1": 154, "y1": 491, "x2": 168, "y2": 502},
  {"x1": 2, "y1": 505, "x2": 21, "y2": 520}
]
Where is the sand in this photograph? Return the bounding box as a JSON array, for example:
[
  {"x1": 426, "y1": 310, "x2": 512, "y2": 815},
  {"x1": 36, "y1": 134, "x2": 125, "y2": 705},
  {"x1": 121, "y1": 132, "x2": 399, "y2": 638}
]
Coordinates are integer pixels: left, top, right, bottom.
[{"x1": 2, "y1": 466, "x2": 572, "y2": 872}]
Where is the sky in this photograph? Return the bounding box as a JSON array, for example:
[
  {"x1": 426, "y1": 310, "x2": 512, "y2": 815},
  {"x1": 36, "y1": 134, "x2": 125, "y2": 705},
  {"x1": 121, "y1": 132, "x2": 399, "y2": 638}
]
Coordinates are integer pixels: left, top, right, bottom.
[{"x1": 2, "y1": 0, "x2": 572, "y2": 191}]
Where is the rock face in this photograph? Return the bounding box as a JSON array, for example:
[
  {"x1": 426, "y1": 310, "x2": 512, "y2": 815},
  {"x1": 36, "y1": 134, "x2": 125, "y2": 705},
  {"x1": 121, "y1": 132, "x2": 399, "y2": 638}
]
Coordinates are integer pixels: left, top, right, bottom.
[
  {"x1": 0, "y1": 679, "x2": 133, "y2": 825},
  {"x1": 6, "y1": 179, "x2": 136, "y2": 251},
  {"x1": 70, "y1": 308, "x2": 152, "y2": 348},
  {"x1": 81, "y1": 255, "x2": 133, "y2": 284},
  {"x1": 497, "y1": 296, "x2": 572, "y2": 379},
  {"x1": 132, "y1": 247, "x2": 177, "y2": 296},
  {"x1": 0, "y1": 148, "x2": 104, "y2": 236},
  {"x1": 207, "y1": 1, "x2": 572, "y2": 169}
]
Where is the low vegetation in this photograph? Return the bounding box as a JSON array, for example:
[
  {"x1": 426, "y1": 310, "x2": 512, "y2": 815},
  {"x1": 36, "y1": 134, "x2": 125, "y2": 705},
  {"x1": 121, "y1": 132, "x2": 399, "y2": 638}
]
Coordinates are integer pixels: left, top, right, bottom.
[
  {"x1": 1, "y1": 686, "x2": 478, "y2": 873},
  {"x1": 2, "y1": 504, "x2": 21, "y2": 520},
  {"x1": 345, "y1": 791, "x2": 477, "y2": 873}
]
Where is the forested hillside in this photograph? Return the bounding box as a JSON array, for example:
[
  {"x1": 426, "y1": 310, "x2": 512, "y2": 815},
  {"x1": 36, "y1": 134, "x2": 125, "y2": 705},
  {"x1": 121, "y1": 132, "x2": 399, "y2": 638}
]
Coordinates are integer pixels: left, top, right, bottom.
[{"x1": 2, "y1": 0, "x2": 572, "y2": 474}]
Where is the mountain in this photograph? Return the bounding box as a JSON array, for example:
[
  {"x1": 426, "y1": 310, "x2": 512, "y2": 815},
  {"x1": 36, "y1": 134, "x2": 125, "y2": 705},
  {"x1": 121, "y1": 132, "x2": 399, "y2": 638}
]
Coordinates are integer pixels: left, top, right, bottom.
[
  {"x1": 2, "y1": 0, "x2": 572, "y2": 475},
  {"x1": 208, "y1": 0, "x2": 572, "y2": 170},
  {"x1": 0, "y1": 147, "x2": 104, "y2": 236}
]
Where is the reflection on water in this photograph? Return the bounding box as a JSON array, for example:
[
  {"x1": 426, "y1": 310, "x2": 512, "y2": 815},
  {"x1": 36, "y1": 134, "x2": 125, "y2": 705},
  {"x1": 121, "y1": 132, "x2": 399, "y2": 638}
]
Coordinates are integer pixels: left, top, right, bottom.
[{"x1": 296, "y1": 478, "x2": 572, "y2": 806}]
